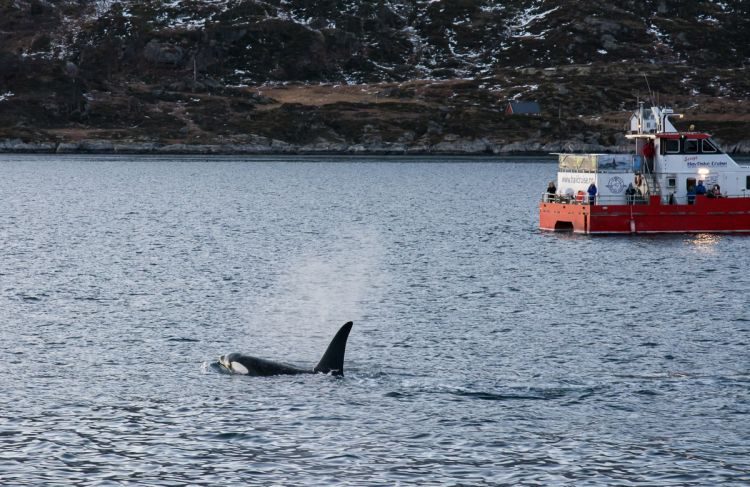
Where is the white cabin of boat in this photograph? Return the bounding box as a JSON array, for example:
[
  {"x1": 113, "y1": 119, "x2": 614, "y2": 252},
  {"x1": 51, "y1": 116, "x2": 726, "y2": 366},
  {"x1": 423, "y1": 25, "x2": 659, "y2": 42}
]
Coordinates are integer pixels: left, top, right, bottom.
[{"x1": 550, "y1": 104, "x2": 750, "y2": 206}]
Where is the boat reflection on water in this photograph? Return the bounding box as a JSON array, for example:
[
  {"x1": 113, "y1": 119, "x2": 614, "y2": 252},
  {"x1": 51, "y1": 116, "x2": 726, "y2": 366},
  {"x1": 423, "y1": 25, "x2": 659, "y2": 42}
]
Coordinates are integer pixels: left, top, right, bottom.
[{"x1": 687, "y1": 233, "x2": 723, "y2": 252}]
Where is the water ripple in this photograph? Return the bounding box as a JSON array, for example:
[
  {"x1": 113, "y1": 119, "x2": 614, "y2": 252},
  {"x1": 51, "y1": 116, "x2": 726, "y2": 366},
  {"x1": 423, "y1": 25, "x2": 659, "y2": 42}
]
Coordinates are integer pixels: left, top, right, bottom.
[{"x1": 1, "y1": 155, "x2": 749, "y2": 485}]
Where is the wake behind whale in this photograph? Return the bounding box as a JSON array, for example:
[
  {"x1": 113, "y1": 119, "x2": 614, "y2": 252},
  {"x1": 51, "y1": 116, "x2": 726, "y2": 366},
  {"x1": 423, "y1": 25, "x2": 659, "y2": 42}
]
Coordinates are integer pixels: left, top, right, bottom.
[{"x1": 214, "y1": 321, "x2": 353, "y2": 377}]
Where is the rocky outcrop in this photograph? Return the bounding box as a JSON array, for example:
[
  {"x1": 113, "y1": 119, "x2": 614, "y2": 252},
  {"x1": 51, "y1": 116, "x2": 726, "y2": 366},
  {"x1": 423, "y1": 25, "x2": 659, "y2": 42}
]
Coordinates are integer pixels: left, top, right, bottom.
[
  {"x1": 0, "y1": 137, "x2": 641, "y2": 155},
  {"x1": 59, "y1": 139, "x2": 116, "y2": 153},
  {"x1": 0, "y1": 139, "x2": 56, "y2": 152},
  {"x1": 724, "y1": 140, "x2": 750, "y2": 155},
  {"x1": 431, "y1": 136, "x2": 492, "y2": 154},
  {"x1": 144, "y1": 40, "x2": 185, "y2": 66}
]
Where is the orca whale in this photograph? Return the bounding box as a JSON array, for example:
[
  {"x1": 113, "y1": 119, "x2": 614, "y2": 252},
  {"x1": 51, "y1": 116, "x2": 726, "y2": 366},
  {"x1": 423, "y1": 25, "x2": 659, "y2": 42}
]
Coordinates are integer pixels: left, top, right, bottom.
[{"x1": 218, "y1": 321, "x2": 353, "y2": 377}]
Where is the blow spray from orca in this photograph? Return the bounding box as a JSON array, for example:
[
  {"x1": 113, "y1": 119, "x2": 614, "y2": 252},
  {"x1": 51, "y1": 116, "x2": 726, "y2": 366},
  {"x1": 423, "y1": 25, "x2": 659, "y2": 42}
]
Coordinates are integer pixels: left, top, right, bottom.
[{"x1": 239, "y1": 227, "x2": 387, "y2": 357}]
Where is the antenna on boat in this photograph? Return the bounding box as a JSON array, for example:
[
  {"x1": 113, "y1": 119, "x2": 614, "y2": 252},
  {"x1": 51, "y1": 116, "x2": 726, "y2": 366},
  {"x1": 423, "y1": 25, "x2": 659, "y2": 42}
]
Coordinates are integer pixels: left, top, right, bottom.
[{"x1": 643, "y1": 74, "x2": 655, "y2": 106}]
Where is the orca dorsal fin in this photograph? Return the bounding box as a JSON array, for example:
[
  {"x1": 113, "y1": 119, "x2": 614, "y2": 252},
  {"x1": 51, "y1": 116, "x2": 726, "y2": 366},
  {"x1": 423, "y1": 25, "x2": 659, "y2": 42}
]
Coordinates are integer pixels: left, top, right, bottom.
[{"x1": 313, "y1": 321, "x2": 353, "y2": 376}]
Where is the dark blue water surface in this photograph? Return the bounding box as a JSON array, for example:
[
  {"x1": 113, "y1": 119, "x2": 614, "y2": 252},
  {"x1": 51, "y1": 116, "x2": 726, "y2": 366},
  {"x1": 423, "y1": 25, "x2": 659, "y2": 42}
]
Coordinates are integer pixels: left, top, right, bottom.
[{"x1": 1, "y1": 155, "x2": 748, "y2": 485}]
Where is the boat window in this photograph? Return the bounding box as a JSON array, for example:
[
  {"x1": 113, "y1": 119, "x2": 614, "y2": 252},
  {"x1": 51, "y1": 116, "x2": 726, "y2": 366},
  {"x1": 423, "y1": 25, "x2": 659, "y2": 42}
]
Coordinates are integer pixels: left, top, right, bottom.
[
  {"x1": 664, "y1": 139, "x2": 680, "y2": 153},
  {"x1": 747, "y1": 176, "x2": 750, "y2": 190},
  {"x1": 684, "y1": 139, "x2": 699, "y2": 153},
  {"x1": 702, "y1": 139, "x2": 718, "y2": 153},
  {"x1": 667, "y1": 177, "x2": 676, "y2": 188}
]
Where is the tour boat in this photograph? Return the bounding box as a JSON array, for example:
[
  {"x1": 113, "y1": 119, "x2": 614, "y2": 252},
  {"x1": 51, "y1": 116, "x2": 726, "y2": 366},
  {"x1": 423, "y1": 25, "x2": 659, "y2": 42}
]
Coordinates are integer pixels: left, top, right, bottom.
[{"x1": 539, "y1": 104, "x2": 750, "y2": 234}]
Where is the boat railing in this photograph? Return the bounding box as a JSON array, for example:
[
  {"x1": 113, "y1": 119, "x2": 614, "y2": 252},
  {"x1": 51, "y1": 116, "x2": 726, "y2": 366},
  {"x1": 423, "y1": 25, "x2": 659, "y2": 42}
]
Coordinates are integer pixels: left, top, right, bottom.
[
  {"x1": 556, "y1": 168, "x2": 635, "y2": 174},
  {"x1": 542, "y1": 192, "x2": 750, "y2": 205},
  {"x1": 541, "y1": 193, "x2": 647, "y2": 205}
]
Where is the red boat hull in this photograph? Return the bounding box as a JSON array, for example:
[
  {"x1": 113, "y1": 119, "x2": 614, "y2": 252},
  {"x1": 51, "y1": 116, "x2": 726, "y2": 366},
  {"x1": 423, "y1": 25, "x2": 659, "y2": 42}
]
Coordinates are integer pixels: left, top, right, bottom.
[{"x1": 539, "y1": 195, "x2": 750, "y2": 234}]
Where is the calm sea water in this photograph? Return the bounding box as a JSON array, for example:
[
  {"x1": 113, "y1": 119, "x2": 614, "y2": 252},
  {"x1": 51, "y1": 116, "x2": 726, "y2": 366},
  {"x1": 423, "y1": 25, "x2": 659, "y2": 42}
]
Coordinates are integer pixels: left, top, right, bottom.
[{"x1": 0, "y1": 154, "x2": 748, "y2": 485}]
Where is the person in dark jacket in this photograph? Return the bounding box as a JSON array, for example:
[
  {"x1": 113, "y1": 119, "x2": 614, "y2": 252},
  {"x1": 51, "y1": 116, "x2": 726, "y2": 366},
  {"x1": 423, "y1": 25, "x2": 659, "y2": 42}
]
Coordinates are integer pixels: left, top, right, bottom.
[
  {"x1": 696, "y1": 180, "x2": 707, "y2": 195},
  {"x1": 587, "y1": 183, "x2": 597, "y2": 205},
  {"x1": 642, "y1": 140, "x2": 655, "y2": 172},
  {"x1": 546, "y1": 181, "x2": 557, "y2": 202},
  {"x1": 687, "y1": 185, "x2": 696, "y2": 205}
]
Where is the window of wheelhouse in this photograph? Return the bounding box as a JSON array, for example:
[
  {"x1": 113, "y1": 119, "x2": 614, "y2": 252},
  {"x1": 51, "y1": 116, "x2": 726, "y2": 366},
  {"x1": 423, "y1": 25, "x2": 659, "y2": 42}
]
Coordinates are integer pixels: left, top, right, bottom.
[
  {"x1": 684, "y1": 139, "x2": 699, "y2": 153},
  {"x1": 702, "y1": 139, "x2": 718, "y2": 153},
  {"x1": 664, "y1": 139, "x2": 680, "y2": 153},
  {"x1": 747, "y1": 175, "x2": 750, "y2": 190}
]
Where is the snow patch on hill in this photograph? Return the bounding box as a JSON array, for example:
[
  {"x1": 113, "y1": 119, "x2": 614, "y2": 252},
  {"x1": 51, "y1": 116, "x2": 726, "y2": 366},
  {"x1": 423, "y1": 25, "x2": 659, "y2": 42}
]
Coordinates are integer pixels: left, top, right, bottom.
[{"x1": 509, "y1": 5, "x2": 559, "y2": 38}]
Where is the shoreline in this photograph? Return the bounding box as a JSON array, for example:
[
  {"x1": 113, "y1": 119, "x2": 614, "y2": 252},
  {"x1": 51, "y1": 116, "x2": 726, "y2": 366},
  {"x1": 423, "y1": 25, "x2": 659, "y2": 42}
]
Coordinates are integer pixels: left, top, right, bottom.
[
  {"x1": 0, "y1": 137, "x2": 616, "y2": 156},
  {"x1": 2, "y1": 138, "x2": 749, "y2": 156}
]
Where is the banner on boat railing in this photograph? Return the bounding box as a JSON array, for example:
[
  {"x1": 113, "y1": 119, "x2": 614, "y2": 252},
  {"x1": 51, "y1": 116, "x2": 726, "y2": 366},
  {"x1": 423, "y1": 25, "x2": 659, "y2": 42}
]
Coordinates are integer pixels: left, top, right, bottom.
[{"x1": 558, "y1": 154, "x2": 633, "y2": 172}]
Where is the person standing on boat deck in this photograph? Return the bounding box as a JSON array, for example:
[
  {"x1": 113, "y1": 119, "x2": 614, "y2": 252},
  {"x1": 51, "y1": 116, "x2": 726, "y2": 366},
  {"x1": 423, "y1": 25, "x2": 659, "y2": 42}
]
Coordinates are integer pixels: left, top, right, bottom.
[
  {"x1": 546, "y1": 181, "x2": 556, "y2": 202},
  {"x1": 696, "y1": 180, "x2": 707, "y2": 196},
  {"x1": 636, "y1": 174, "x2": 648, "y2": 201},
  {"x1": 625, "y1": 183, "x2": 636, "y2": 204},
  {"x1": 634, "y1": 173, "x2": 644, "y2": 190},
  {"x1": 642, "y1": 139, "x2": 655, "y2": 173},
  {"x1": 712, "y1": 184, "x2": 721, "y2": 197},
  {"x1": 587, "y1": 182, "x2": 597, "y2": 205}
]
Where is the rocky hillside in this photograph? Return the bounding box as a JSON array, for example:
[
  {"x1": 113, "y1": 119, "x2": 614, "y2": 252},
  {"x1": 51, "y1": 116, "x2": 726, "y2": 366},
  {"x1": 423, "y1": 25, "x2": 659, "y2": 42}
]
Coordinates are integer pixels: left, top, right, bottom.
[{"x1": 1, "y1": 0, "x2": 748, "y2": 153}]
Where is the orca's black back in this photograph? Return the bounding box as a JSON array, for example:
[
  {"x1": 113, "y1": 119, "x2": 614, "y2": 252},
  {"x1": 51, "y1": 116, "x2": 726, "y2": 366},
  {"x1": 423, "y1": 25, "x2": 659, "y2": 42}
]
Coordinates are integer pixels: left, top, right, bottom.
[{"x1": 230, "y1": 354, "x2": 308, "y2": 376}]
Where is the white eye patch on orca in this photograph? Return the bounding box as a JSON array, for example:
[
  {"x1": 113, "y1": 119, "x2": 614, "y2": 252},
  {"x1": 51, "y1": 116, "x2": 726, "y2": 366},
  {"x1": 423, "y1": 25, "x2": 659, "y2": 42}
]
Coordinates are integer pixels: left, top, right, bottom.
[
  {"x1": 219, "y1": 355, "x2": 249, "y2": 375},
  {"x1": 229, "y1": 361, "x2": 249, "y2": 375}
]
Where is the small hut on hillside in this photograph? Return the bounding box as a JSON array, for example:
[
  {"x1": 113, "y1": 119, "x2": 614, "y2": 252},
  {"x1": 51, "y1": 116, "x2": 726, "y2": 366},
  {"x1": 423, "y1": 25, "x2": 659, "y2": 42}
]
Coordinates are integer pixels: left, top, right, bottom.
[{"x1": 506, "y1": 101, "x2": 541, "y2": 116}]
